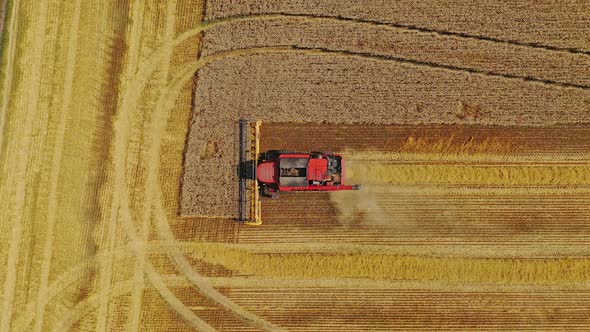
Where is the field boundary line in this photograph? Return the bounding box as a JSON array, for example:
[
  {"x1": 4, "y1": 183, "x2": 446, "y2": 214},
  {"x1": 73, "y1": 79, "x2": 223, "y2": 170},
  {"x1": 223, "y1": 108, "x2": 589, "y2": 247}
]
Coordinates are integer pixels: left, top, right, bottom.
[
  {"x1": 127, "y1": 0, "x2": 178, "y2": 330},
  {"x1": 0, "y1": 0, "x2": 18, "y2": 168},
  {"x1": 0, "y1": 0, "x2": 49, "y2": 330},
  {"x1": 32, "y1": 0, "x2": 82, "y2": 330}
]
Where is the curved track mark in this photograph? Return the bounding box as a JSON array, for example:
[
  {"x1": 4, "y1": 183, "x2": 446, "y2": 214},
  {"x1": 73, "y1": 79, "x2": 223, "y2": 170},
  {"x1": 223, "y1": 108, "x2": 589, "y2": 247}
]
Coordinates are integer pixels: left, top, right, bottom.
[
  {"x1": 274, "y1": 12, "x2": 590, "y2": 56},
  {"x1": 56, "y1": 273, "x2": 208, "y2": 332},
  {"x1": 146, "y1": 48, "x2": 298, "y2": 331},
  {"x1": 127, "y1": 1, "x2": 178, "y2": 331},
  {"x1": 133, "y1": 14, "x2": 590, "y2": 101},
  {"x1": 97, "y1": 1, "x2": 146, "y2": 331}
]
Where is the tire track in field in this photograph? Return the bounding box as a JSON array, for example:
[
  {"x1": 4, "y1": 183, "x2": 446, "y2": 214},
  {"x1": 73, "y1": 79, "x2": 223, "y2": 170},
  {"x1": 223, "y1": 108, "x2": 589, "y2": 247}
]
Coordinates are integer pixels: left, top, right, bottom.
[
  {"x1": 0, "y1": 0, "x2": 49, "y2": 330},
  {"x1": 273, "y1": 12, "x2": 590, "y2": 56},
  {"x1": 202, "y1": 15, "x2": 590, "y2": 89},
  {"x1": 135, "y1": 14, "x2": 590, "y2": 96},
  {"x1": 15, "y1": 241, "x2": 211, "y2": 331},
  {"x1": 299, "y1": 46, "x2": 590, "y2": 89},
  {"x1": 109, "y1": 1, "x2": 219, "y2": 330},
  {"x1": 56, "y1": 273, "x2": 205, "y2": 331},
  {"x1": 15, "y1": 236, "x2": 590, "y2": 330},
  {"x1": 131, "y1": 12, "x2": 590, "y2": 121},
  {"x1": 131, "y1": 44, "x2": 288, "y2": 329},
  {"x1": 0, "y1": 0, "x2": 20, "y2": 158},
  {"x1": 97, "y1": 0, "x2": 145, "y2": 331},
  {"x1": 32, "y1": 1, "x2": 82, "y2": 330},
  {"x1": 127, "y1": 1, "x2": 177, "y2": 331}
]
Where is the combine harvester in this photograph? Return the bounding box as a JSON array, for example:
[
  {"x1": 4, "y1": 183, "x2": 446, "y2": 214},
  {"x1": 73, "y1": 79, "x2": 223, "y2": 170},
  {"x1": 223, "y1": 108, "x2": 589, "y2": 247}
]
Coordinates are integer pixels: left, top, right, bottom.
[{"x1": 238, "y1": 120, "x2": 362, "y2": 225}]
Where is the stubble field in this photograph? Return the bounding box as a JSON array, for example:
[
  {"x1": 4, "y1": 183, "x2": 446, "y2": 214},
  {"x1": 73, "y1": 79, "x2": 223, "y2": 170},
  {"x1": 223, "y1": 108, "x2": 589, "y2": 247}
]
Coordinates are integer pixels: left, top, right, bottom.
[{"x1": 1, "y1": 0, "x2": 590, "y2": 331}]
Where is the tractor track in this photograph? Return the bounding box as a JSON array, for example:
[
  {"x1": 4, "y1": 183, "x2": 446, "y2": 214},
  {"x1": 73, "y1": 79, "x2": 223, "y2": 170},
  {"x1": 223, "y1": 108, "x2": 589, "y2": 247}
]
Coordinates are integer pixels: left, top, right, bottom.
[
  {"x1": 0, "y1": 0, "x2": 49, "y2": 330},
  {"x1": 104, "y1": 0, "x2": 220, "y2": 330},
  {"x1": 126, "y1": 1, "x2": 177, "y2": 330},
  {"x1": 32, "y1": 0, "x2": 82, "y2": 330},
  {"x1": 0, "y1": 0, "x2": 18, "y2": 159},
  {"x1": 96, "y1": 1, "x2": 146, "y2": 330},
  {"x1": 201, "y1": 15, "x2": 590, "y2": 89}
]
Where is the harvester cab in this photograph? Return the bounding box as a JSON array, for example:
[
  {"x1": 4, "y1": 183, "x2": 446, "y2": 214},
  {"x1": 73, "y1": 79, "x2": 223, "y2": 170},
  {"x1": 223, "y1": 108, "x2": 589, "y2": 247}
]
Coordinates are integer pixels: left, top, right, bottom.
[{"x1": 238, "y1": 120, "x2": 362, "y2": 226}]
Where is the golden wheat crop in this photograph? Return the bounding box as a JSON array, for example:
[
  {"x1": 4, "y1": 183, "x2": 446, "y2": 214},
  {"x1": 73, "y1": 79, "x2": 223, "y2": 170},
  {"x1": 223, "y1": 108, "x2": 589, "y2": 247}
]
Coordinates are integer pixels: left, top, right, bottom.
[{"x1": 2, "y1": 0, "x2": 590, "y2": 330}]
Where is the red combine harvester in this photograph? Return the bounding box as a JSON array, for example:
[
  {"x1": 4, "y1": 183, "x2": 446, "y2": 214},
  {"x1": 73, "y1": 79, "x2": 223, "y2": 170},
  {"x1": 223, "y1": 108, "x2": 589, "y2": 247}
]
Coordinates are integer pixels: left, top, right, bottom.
[
  {"x1": 257, "y1": 151, "x2": 361, "y2": 198},
  {"x1": 238, "y1": 120, "x2": 362, "y2": 225}
]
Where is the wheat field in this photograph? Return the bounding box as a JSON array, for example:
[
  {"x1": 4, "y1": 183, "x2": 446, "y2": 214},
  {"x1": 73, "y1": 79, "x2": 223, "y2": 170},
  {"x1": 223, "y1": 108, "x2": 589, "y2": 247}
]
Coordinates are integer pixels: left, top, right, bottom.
[{"x1": 1, "y1": 0, "x2": 590, "y2": 331}]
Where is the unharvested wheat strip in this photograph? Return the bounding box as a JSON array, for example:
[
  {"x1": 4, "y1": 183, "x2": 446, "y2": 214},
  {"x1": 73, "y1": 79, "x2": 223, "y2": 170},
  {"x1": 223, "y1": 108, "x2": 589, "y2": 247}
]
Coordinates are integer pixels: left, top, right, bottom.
[
  {"x1": 97, "y1": 0, "x2": 146, "y2": 331},
  {"x1": 184, "y1": 243, "x2": 590, "y2": 285},
  {"x1": 204, "y1": 0, "x2": 590, "y2": 52},
  {"x1": 360, "y1": 185, "x2": 590, "y2": 196},
  {"x1": 32, "y1": 0, "x2": 82, "y2": 331},
  {"x1": 200, "y1": 16, "x2": 590, "y2": 88},
  {"x1": 206, "y1": 276, "x2": 590, "y2": 292},
  {"x1": 0, "y1": 0, "x2": 49, "y2": 330},
  {"x1": 185, "y1": 242, "x2": 590, "y2": 259},
  {"x1": 344, "y1": 151, "x2": 590, "y2": 163},
  {"x1": 127, "y1": 1, "x2": 177, "y2": 330},
  {"x1": 346, "y1": 163, "x2": 590, "y2": 186}
]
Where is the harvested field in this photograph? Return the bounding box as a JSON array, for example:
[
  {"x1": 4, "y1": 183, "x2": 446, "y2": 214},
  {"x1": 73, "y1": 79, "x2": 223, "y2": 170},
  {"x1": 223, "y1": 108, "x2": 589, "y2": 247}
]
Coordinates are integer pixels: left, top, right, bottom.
[{"x1": 1, "y1": 0, "x2": 590, "y2": 331}]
